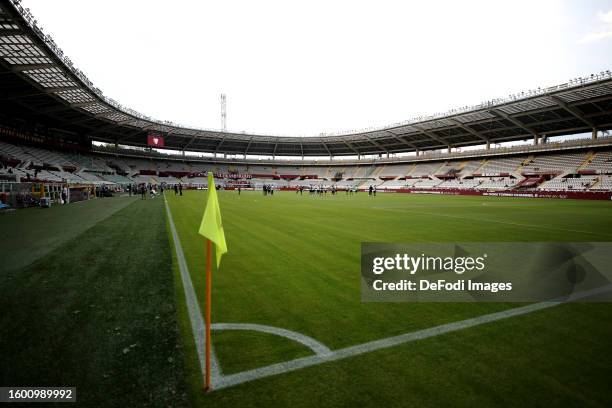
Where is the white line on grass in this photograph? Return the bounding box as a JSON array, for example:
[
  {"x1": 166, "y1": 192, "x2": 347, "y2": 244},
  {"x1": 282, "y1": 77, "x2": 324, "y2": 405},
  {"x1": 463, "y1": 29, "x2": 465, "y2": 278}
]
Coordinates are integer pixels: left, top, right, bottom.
[
  {"x1": 214, "y1": 284, "x2": 612, "y2": 390},
  {"x1": 164, "y1": 197, "x2": 222, "y2": 381},
  {"x1": 164, "y1": 193, "x2": 612, "y2": 391},
  {"x1": 212, "y1": 323, "x2": 332, "y2": 356}
]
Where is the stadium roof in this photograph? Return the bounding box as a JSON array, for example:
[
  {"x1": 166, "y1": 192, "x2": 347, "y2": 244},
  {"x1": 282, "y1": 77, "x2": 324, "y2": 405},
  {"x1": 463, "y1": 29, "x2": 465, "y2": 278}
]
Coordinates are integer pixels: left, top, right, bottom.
[{"x1": 1, "y1": 0, "x2": 612, "y2": 157}]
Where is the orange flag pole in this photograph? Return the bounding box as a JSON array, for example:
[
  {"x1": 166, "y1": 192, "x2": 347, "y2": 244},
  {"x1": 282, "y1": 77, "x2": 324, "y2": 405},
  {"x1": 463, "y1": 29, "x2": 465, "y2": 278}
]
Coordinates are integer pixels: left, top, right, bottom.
[{"x1": 205, "y1": 239, "x2": 212, "y2": 392}]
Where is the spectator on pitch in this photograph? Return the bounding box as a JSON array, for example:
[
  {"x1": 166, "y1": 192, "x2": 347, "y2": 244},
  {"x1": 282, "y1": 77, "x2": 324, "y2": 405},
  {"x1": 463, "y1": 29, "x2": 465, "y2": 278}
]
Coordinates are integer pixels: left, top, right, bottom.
[
  {"x1": 369, "y1": 185, "x2": 373, "y2": 196},
  {"x1": 61, "y1": 186, "x2": 67, "y2": 205},
  {"x1": 179, "y1": 183, "x2": 183, "y2": 196},
  {"x1": 174, "y1": 184, "x2": 178, "y2": 195},
  {"x1": 373, "y1": 185, "x2": 377, "y2": 197},
  {"x1": 140, "y1": 184, "x2": 146, "y2": 200}
]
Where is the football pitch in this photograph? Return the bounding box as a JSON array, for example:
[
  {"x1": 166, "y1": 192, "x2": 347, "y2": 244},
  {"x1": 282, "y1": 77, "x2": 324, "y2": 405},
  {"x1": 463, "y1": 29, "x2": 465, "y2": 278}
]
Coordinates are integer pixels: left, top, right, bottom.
[
  {"x1": 2, "y1": 191, "x2": 612, "y2": 407},
  {"x1": 166, "y1": 190, "x2": 612, "y2": 407}
]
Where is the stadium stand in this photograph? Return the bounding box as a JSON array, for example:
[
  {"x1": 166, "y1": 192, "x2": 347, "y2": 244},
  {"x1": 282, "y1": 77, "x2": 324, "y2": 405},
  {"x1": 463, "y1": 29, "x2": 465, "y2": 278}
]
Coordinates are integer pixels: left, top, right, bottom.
[
  {"x1": 476, "y1": 177, "x2": 519, "y2": 190},
  {"x1": 475, "y1": 156, "x2": 525, "y2": 175},
  {"x1": 521, "y1": 152, "x2": 588, "y2": 174},
  {"x1": 2, "y1": 138, "x2": 612, "y2": 194}
]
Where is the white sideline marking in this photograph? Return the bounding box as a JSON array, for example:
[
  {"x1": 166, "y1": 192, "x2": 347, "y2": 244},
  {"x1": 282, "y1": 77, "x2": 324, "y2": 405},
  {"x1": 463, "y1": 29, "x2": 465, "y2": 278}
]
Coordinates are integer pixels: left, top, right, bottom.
[
  {"x1": 212, "y1": 323, "x2": 332, "y2": 356},
  {"x1": 164, "y1": 197, "x2": 222, "y2": 380},
  {"x1": 164, "y1": 194, "x2": 612, "y2": 392}
]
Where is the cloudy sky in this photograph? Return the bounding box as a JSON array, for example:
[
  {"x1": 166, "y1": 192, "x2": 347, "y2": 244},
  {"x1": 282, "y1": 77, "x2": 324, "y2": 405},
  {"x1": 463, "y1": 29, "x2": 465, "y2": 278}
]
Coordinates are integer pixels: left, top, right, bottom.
[{"x1": 20, "y1": 0, "x2": 612, "y2": 136}]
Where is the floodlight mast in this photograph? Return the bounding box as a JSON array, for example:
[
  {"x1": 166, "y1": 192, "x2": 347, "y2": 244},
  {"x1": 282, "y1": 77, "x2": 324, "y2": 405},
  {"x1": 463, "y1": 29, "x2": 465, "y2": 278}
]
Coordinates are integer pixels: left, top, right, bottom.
[{"x1": 221, "y1": 94, "x2": 227, "y2": 132}]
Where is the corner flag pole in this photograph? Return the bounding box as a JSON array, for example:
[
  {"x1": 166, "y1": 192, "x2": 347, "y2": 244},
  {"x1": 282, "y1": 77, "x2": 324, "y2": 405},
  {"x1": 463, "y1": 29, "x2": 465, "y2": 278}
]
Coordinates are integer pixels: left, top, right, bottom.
[
  {"x1": 205, "y1": 239, "x2": 212, "y2": 392},
  {"x1": 198, "y1": 172, "x2": 228, "y2": 392}
]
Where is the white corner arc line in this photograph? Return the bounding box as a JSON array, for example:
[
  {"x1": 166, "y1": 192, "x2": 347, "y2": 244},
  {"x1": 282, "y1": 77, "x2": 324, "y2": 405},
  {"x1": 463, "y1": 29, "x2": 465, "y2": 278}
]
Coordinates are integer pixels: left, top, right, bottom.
[
  {"x1": 164, "y1": 197, "x2": 222, "y2": 380},
  {"x1": 212, "y1": 323, "x2": 332, "y2": 356},
  {"x1": 213, "y1": 284, "x2": 612, "y2": 391}
]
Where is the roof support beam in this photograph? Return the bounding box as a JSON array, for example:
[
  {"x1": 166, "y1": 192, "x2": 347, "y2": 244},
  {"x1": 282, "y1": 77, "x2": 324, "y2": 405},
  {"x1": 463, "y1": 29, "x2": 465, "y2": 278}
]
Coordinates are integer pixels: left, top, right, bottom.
[
  {"x1": 11, "y1": 63, "x2": 56, "y2": 72},
  {"x1": 362, "y1": 134, "x2": 389, "y2": 153},
  {"x1": 244, "y1": 137, "x2": 254, "y2": 155},
  {"x1": 549, "y1": 95, "x2": 595, "y2": 128},
  {"x1": 321, "y1": 140, "x2": 332, "y2": 156},
  {"x1": 44, "y1": 86, "x2": 80, "y2": 93},
  {"x1": 383, "y1": 130, "x2": 419, "y2": 150},
  {"x1": 213, "y1": 136, "x2": 227, "y2": 154},
  {"x1": 0, "y1": 29, "x2": 23, "y2": 36},
  {"x1": 87, "y1": 119, "x2": 132, "y2": 135},
  {"x1": 448, "y1": 119, "x2": 488, "y2": 141},
  {"x1": 38, "y1": 100, "x2": 98, "y2": 114},
  {"x1": 341, "y1": 139, "x2": 360, "y2": 155},
  {"x1": 183, "y1": 131, "x2": 205, "y2": 151},
  {"x1": 490, "y1": 109, "x2": 538, "y2": 136},
  {"x1": 0, "y1": 86, "x2": 79, "y2": 100},
  {"x1": 114, "y1": 128, "x2": 145, "y2": 143},
  {"x1": 412, "y1": 125, "x2": 451, "y2": 147}
]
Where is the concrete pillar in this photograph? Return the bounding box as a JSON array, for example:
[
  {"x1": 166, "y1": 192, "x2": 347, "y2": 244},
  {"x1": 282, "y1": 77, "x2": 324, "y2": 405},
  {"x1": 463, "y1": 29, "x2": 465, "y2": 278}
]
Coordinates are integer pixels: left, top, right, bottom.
[
  {"x1": 415, "y1": 149, "x2": 419, "y2": 157},
  {"x1": 386, "y1": 152, "x2": 390, "y2": 158},
  {"x1": 533, "y1": 134, "x2": 539, "y2": 145},
  {"x1": 182, "y1": 150, "x2": 185, "y2": 157},
  {"x1": 486, "y1": 140, "x2": 490, "y2": 150},
  {"x1": 592, "y1": 128, "x2": 598, "y2": 140},
  {"x1": 358, "y1": 154, "x2": 361, "y2": 160},
  {"x1": 447, "y1": 146, "x2": 452, "y2": 153}
]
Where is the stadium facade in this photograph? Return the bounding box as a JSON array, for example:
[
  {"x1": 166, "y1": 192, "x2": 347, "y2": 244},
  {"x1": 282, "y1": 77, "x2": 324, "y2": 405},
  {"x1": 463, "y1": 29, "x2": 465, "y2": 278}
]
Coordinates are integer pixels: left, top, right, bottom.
[{"x1": 1, "y1": 0, "x2": 612, "y2": 206}]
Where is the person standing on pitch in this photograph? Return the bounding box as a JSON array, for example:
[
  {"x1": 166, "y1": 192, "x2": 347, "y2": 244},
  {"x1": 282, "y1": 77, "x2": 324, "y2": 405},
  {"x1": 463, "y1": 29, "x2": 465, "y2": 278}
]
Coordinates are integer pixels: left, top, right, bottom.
[
  {"x1": 174, "y1": 184, "x2": 178, "y2": 195},
  {"x1": 179, "y1": 183, "x2": 183, "y2": 196},
  {"x1": 373, "y1": 185, "x2": 377, "y2": 197},
  {"x1": 369, "y1": 185, "x2": 373, "y2": 196},
  {"x1": 238, "y1": 185, "x2": 241, "y2": 195}
]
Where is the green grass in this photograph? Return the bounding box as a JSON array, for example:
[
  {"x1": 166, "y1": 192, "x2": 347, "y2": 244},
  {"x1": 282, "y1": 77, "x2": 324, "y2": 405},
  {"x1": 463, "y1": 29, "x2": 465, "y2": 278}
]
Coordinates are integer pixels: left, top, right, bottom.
[
  {"x1": 165, "y1": 190, "x2": 612, "y2": 407},
  {"x1": 0, "y1": 197, "x2": 189, "y2": 407},
  {"x1": 2, "y1": 191, "x2": 612, "y2": 407},
  {"x1": 1, "y1": 196, "x2": 134, "y2": 272}
]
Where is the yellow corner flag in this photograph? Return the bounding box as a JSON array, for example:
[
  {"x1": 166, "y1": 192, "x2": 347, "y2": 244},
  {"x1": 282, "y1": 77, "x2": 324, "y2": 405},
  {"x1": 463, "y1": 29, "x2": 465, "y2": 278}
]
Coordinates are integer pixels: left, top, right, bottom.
[{"x1": 198, "y1": 172, "x2": 228, "y2": 267}]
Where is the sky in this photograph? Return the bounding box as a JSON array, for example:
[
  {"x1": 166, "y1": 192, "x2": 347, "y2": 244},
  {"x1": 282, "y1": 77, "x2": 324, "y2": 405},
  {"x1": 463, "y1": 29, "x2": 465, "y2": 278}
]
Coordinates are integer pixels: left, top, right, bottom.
[{"x1": 20, "y1": 0, "x2": 612, "y2": 137}]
